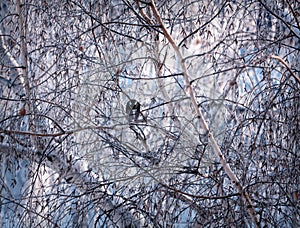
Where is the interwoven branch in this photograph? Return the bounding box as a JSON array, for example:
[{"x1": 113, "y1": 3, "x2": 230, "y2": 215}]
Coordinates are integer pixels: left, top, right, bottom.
[{"x1": 147, "y1": 1, "x2": 260, "y2": 226}]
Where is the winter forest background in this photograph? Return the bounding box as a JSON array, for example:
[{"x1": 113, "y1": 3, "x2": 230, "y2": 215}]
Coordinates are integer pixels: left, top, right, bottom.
[{"x1": 0, "y1": 0, "x2": 299, "y2": 227}]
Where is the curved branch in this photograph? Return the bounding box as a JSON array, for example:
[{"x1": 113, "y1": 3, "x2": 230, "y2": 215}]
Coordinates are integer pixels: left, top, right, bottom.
[{"x1": 270, "y1": 55, "x2": 300, "y2": 84}]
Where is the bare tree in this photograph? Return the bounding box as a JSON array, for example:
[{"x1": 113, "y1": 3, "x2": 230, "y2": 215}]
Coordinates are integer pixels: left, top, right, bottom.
[{"x1": 0, "y1": 0, "x2": 299, "y2": 227}]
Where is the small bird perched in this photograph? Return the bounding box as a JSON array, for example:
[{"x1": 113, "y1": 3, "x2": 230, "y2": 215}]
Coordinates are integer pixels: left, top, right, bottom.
[{"x1": 126, "y1": 99, "x2": 141, "y2": 122}]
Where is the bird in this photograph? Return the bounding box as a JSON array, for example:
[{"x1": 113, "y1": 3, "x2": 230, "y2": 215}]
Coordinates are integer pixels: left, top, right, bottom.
[{"x1": 126, "y1": 99, "x2": 140, "y2": 122}]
